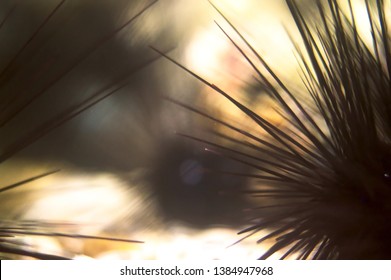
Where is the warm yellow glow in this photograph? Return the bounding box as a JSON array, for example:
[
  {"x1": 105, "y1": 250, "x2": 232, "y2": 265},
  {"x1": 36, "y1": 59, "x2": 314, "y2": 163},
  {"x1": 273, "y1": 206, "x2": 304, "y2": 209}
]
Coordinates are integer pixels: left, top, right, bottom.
[
  {"x1": 330, "y1": 0, "x2": 391, "y2": 52},
  {"x1": 185, "y1": 0, "x2": 299, "y2": 83}
]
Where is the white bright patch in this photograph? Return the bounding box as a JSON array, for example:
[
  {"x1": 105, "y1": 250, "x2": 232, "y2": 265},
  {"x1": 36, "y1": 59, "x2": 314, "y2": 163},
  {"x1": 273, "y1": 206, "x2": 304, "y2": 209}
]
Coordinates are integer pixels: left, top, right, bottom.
[
  {"x1": 11, "y1": 165, "x2": 296, "y2": 260},
  {"x1": 23, "y1": 173, "x2": 131, "y2": 233},
  {"x1": 97, "y1": 226, "x2": 278, "y2": 260},
  {"x1": 185, "y1": 29, "x2": 230, "y2": 80}
]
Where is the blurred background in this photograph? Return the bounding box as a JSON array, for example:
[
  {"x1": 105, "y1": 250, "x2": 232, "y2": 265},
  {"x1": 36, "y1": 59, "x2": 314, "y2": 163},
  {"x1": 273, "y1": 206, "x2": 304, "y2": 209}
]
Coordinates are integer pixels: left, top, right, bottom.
[{"x1": 0, "y1": 0, "x2": 379, "y2": 259}]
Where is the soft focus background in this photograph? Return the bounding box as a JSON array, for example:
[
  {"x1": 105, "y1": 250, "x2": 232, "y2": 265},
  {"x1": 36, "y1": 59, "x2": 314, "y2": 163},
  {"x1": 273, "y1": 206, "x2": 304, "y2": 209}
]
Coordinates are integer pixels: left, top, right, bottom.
[{"x1": 0, "y1": 0, "x2": 379, "y2": 259}]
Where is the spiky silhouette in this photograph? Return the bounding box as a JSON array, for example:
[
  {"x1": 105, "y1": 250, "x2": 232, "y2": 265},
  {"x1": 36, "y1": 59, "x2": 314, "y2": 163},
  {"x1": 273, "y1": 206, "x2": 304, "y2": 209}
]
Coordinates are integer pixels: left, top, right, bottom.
[{"x1": 155, "y1": 0, "x2": 391, "y2": 259}]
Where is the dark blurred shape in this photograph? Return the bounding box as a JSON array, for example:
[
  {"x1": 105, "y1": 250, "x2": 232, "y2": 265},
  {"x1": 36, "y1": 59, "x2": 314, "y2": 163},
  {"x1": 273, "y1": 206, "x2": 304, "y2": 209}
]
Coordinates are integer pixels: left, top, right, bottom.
[{"x1": 148, "y1": 138, "x2": 250, "y2": 228}]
